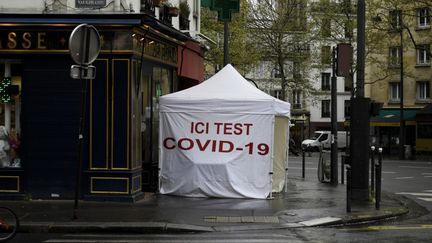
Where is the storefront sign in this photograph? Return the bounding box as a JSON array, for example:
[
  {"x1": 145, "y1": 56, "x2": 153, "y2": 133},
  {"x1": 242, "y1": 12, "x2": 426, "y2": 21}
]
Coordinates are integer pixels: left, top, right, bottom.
[
  {"x1": 76, "y1": 0, "x2": 106, "y2": 8},
  {"x1": 0, "y1": 30, "x2": 129, "y2": 52}
]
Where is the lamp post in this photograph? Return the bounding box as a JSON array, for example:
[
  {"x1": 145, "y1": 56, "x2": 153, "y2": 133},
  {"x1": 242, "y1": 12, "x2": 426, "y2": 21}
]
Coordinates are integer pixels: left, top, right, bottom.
[
  {"x1": 398, "y1": 26, "x2": 405, "y2": 160},
  {"x1": 372, "y1": 13, "x2": 409, "y2": 160}
]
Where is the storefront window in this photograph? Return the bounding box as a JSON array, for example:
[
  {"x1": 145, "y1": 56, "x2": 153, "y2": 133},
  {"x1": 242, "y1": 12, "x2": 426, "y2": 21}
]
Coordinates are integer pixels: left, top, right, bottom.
[
  {"x1": 0, "y1": 62, "x2": 21, "y2": 168},
  {"x1": 151, "y1": 67, "x2": 172, "y2": 163}
]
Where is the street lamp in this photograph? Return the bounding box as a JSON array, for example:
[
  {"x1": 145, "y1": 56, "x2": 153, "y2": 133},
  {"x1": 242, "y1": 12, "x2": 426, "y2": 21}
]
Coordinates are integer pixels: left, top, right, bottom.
[
  {"x1": 398, "y1": 23, "x2": 405, "y2": 160},
  {"x1": 372, "y1": 13, "x2": 415, "y2": 160}
]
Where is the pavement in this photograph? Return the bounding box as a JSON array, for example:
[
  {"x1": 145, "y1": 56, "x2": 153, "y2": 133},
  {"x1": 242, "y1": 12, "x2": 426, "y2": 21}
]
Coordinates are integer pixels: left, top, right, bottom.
[{"x1": 1, "y1": 166, "x2": 410, "y2": 234}]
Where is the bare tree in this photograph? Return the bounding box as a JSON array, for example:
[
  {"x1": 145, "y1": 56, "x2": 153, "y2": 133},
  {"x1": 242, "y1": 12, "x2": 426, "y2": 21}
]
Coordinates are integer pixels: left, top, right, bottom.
[{"x1": 247, "y1": 0, "x2": 315, "y2": 101}]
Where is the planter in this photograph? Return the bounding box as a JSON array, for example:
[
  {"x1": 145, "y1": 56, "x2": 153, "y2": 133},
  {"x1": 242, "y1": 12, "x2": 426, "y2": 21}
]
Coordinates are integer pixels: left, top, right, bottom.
[{"x1": 167, "y1": 6, "x2": 179, "y2": 17}]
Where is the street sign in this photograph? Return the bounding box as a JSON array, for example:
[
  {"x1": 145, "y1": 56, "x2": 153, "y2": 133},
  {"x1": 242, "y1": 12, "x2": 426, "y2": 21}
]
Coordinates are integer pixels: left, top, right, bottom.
[
  {"x1": 70, "y1": 65, "x2": 96, "y2": 80},
  {"x1": 69, "y1": 24, "x2": 101, "y2": 65}
]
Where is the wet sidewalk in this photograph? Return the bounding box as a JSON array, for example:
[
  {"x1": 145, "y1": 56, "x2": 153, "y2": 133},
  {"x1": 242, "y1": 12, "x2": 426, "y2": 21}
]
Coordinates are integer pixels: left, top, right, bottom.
[{"x1": 1, "y1": 175, "x2": 409, "y2": 233}]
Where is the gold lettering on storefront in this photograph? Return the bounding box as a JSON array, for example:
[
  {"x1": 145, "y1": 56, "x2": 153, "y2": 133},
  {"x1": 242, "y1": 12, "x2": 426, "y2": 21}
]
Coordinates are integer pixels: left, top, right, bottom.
[
  {"x1": 22, "y1": 32, "x2": 32, "y2": 49},
  {"x1": 37, "y1": 32, "x2": 47, "y2": 49},
  {"x1": 7, "y1": 32, "x2": 17, "y2": 49},
  {"x1": 2, "y1": 32, "x2": 49, "y2": 50}
]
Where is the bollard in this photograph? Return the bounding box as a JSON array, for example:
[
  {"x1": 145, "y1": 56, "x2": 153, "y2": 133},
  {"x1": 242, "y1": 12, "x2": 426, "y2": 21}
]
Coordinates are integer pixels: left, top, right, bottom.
[
  {"x1": 346, "y1": 163, "x2": 351, "y2": 213},
  {"x1": 370, "y1": 146, "x2": 375, "y2": 195},
  {"x1": 302, "y1": 149, "x2": 305, "y2": 179},
  {"x1": 375, "y1": 147, "x2": 383, "y2": 210},
  {"x1": 341, "y1": 155, "x2": 345, "y2": 184}
]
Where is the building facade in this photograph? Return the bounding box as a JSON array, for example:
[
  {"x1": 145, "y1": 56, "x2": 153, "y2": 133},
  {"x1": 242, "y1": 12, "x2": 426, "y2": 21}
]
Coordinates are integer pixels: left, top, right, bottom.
[
  {"x1": 0, "y1": 0, "x2": 205, "y2": 201},
  {"x1": 366, "y1": 1, "x2": 432, "y2": 156},
  {"x1": 245, "y1": 0, "x2": 354, "y2": 146}
]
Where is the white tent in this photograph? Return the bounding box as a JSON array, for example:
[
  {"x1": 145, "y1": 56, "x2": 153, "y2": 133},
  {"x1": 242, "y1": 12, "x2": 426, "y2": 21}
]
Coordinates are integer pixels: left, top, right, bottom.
[{"x1": 159, "y1": 64, "x2": 290, "y2": 199}]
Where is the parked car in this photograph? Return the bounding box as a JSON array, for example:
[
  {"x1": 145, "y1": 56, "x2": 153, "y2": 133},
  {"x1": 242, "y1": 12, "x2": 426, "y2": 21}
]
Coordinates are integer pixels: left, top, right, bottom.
[{"x1": 301, "y1": 131, "x2": 347, "y2": 152}]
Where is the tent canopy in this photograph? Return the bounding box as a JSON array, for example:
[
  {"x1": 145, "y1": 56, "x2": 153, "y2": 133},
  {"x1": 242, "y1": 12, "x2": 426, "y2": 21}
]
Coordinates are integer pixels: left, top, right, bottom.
[
  {"x1": 159, "y1": 65, "x2": 290, "y2": 199},
  {"x1": 160, "y1": 64, "x2": 290, "y2": 117}
]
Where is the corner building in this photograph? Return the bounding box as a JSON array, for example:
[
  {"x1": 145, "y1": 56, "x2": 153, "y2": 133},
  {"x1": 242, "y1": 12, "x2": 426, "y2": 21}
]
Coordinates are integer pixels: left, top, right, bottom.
[{"x1": 0, "y1": 2, "x2": 205, "y2": 202}]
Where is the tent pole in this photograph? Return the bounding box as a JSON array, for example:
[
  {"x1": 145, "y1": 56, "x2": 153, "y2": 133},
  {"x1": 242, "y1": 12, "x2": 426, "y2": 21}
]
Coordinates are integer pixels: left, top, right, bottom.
[
  {"x1": 269, "y1": 117, "x2": 275, "y2": 199},
  {"x1": 285, "y1": 120, "x2": 290, "y2": 193}
]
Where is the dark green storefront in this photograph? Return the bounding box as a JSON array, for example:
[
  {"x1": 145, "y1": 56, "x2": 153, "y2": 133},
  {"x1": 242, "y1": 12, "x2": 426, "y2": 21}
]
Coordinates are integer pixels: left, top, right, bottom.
[{"x1": 0, "y1": 13, "x2": 203, "y2": 201}]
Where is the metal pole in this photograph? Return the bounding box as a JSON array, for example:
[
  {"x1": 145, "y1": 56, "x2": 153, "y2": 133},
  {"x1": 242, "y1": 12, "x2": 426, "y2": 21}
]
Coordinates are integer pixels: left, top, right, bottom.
[
  {"x1": 399, "y1": 28, "x2": 405, "y2": 160},
  {"x1": 73, "y1": 77, "x2": 88, "y2": 220},
  {"x1": 73, "y1": 27, "x2": 91, "y2": 220},
  {"x1": 223, "y1": 21, "x2": 229, "y2": 66},
  {"x1": 375, "y1": 147, "x2": 383, "y2": 210},
  {"x1": 341, "y1": 155, "x2": 345, "y2": 184},
  {"x1": 331, "y1": 47, "x2": 338, "y2": 185},
  {"x1": 302, "y1": 149, "x2": 305, "y2": 179},
  {"x1": 370, "y1": 146, "x2": 375, "y2": 196},
  {"x1": 356, "y1": 0, "x2": 365, "y2": 98},
  {"x1": 347, "y1": 166, "x2": 351, "y2": 212}
]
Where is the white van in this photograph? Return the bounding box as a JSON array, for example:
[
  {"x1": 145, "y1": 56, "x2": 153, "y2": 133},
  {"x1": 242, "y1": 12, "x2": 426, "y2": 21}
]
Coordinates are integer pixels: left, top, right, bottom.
[{"x1": 301, "y1": 131, "x2": 347, "y2": 151}]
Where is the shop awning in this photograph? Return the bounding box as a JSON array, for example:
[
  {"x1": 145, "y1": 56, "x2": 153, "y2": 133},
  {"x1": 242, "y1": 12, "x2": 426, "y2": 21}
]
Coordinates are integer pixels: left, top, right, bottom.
[
  {"x1": 370, "y1": 108, "x2": 418, "y2": 127},
  {"x1": 177, "y1": 40, "x2": 205, "y2": 83}
]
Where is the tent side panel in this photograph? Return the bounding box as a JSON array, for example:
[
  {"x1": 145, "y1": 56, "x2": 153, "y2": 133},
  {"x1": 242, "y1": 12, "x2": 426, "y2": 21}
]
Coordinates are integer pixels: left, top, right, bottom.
[
  {"x1": 159, "y1": 111, "x2": 274, "y2": 199},
  {"x1": 272, "y1": 116, "x2": 289, "y2": 193}
]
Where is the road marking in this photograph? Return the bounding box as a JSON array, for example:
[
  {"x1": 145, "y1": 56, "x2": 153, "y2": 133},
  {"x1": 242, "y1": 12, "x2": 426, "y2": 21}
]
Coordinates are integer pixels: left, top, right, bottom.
[
  {"x1": 396, "y1": 192, "x2": 432, "y2": 197},
  {"x1": 399, "y1": 166, "x2": 432, "y2": 169},
  {"x1": 365, "y1": 224, "x2": 432, "y2": 231},
  {"x1": 382, "y1": 171, "x2": 397, "y2": 174},
  {"x1": 298, "y1": 216, "x2": 341, "y2": 226},
  {"x1": 289, "y1": 167, "x2": 317, "y2": 170},
  {"x1": 394, "y1": 177, "x2": 414, "y2": 180},
  {"x1": 417, "y1": 197, "x2": 432, "y2": 202}
]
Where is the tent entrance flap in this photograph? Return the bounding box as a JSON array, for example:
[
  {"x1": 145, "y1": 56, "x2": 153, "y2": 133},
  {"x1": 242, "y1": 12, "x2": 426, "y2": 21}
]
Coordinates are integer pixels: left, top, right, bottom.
[{"x1": 272, "y1": 116, "x2": 289, "y2": 193}]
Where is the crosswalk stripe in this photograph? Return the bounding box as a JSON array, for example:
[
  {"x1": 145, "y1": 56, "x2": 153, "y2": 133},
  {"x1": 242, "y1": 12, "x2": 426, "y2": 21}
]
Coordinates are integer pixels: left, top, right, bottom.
[
  {"x1": 394, "y1": 177, "x2": 414, "y2": 180},
  {"x1": 400, "y1": 166, "x2": 432, "y2": 169},
  {"x1": 417, "y1": 197, "x2": 432, "y2": 202},
  {"x1": 395, "y1": 192, "x2": 432, "y2": 197}
]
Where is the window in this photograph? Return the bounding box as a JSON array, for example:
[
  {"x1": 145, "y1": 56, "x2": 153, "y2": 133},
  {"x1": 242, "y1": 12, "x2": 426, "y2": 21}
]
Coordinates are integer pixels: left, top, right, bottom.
[
  {"x1": 389, "y1": 82, "x2": 400, "y2": 101},
  {"x1": 321, "y1": 73, "x2": 330, "y2": 90},
  {"x1": 344, "y1": 21, "x2": 353, "y2": 39},
  {"x1": 389, "y1": 46, "x2": 401, "y2": 66},
  {"x1": 417, "y1": 123, "x2": 432, "y2": 139},
  {"x1": 270, "y1": 89, "x2": 282, "y2": 99},
  {"x1": 417, "y1": 81, "x2": 430, "y2": 100},
  {"x1": 416, "y1": 44, "x2": 430, "y2": 65},
  {"x1": 389, "y1": 10, "x2": 402, "y2": 30},
  {"x1": 0, "y1": 63, "x2": 22, "y2": 169},
  {"x1": 292, "y1": 90, "x2": 301, "y2": 108},
  {"x1": 321, "y1": 18, "x2": 331, "y2": 37},
  {"x1": 321, "y1": 46, "x2": 331, "y2": 65},
  {"x1": 321, "y1": 100, "x2": 330, "y2": 117},
  {"x1": 344, "y1": 99, "x2": 351, "y2": 118},
  {"x1": 417, "y1": 7, "x2": 430, "y2": 27}
]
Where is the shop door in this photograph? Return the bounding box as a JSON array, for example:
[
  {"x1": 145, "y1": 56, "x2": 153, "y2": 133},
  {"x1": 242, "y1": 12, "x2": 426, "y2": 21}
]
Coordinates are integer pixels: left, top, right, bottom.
[{"x1": 21, "y1": 57, "x2": 81, "y2": 199}]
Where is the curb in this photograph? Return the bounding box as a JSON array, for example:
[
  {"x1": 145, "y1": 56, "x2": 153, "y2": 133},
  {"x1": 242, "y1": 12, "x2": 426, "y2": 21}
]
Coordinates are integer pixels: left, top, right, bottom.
[
  {"x1": 18, "y1": 206, "x2": 408, "y2": 234},
  {"x1": 19, "y1": 222, "x2": 215, "y2": 233}
]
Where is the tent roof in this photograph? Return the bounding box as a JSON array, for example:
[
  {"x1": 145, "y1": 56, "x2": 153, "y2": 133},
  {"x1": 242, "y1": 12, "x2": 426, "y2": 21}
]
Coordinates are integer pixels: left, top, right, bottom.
[{"x1": 160, "y1": 64, "x2": 290, "y2": 117}]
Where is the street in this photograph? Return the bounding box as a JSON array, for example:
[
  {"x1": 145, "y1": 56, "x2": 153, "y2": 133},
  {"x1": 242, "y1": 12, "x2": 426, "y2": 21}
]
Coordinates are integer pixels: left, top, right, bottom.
[{"x1": 8, "y1": 153, "x2": 432, "y2": 242}]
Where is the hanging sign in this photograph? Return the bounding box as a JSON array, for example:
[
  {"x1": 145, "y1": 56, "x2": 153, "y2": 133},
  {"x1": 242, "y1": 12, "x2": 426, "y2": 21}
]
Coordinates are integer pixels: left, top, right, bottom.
[{"x1": 76, "y1": 0, "x2": 106, "y2": 8}]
